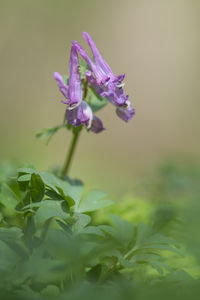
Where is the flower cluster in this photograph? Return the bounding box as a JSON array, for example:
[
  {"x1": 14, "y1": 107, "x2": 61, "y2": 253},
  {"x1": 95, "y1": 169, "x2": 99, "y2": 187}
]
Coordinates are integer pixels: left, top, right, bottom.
[{"x1": 54, "y1": 32, "x2": 135, "y2": 133}]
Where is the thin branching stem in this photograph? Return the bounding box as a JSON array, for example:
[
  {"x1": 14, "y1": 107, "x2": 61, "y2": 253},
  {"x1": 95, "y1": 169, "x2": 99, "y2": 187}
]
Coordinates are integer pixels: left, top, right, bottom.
[{"x1": 60, "y1": 129, "x2": 81, "y2": 178}]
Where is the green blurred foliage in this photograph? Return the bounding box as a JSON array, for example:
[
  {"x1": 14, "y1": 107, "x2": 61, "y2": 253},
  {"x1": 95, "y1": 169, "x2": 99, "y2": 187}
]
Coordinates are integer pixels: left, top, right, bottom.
[{"x1": 0, "y1": 160, "x2": 200, "y2": 299}]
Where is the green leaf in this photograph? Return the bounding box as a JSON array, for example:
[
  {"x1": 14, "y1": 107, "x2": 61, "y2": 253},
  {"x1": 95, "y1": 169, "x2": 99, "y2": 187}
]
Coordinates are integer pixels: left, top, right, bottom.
[
  {"x1": 30, "y1": 173, "x2": 45, "y2": 202},
  {"x1": 76, "y1": 190, "x2": 113, "y2": 213},
  {"x1": 35, "y1": 200, "x2": 70, "y2": 223},
  {"x1": 110, "y1": 214, "x2": 135, "y2": 246},
  {"x1": 149, "y1": 261, "x2": 172, "y2": 274},
  {"x1": 99, "y1": 225, "x2": 117, "y2": 238},
  {"x1": 56, "y1": 219, "x2": 73, "y2": 235},
  {"x1": 100, "y1": 215, "x2": 134, "y2": 248},
  {"x1": 136, "y1": 244, "x2": 182, "y2": 256},
  {"x1": 36, "y1": 124, "x2": 65, "y2": 144},
  {"x1": 0, "y1": 240, "x2": 20, "y2": 271},
  {"x1": 0, "y1": 227, "x2": 23, "y2": 242},
  {"x1": 100, "y1": 249, "x2": 129, "y2": 268},
  {"x1": 39, "y1": 171, "x2": 61, "y2": 194},
  {"x1": 73, "y1": 213, "x2": 91, "y2": 232},
  {"x1": 77, "y1": 226, "x2": 105, "y2": 237},
  {"x1": 65, "y1": 179, "x2": 84, "y2": 207},
  {"x1": 45, "y1": 189, "x2": 64, "y2": 201},
  {"x1": 18, "y1": 249, "x2": 65, "y2": 284},
  {"x1": 40, "y1": 285, "x2": 60, "y2": 297},
  {"x1": 128, "y1": 252, "x2": 172, "y2": 273},
  {"x1": 86, "y1": 88, "x2": 108, "y2": 112},
  {"x1": 142, "y1": 234, "x2": 178, "y2": 247},
  {"x1": 17, "y1": 173, "x2": 31, "y2": 192},
  {"x1": 17, "y1": 167, "x2": 36, "y2": 175},
  {"x1": 17, "y1": 169, "x2": 80, "y2": 207},
  {"x1": 17, "y1": 174, "x2": 31, "y2": 182},
  {"x1": 0, "y1": 183, "x2": 19, "y2": 210},
  {"x1": 23, "y1": 202, "x2": 48, "y2": 210},
  {"x1": 131, "y1": 253, "x2": 160, "y2": 262},
  {"x1": 40, "y1": 172, "x2": 77, "y2": 206}
]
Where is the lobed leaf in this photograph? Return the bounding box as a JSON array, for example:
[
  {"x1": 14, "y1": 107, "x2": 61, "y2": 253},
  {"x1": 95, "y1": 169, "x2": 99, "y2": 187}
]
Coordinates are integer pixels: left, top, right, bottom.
[
  {"x1": 31, "y1": 200, "x2": 69, "y2": 223},
  {"x1": 76, "y1": 189, "x2": 113, "y2": 213},
  {"x1": 30, "y1": 173, "x2": 45, "y2": 202},
  {"x1": 0, "y1": 183, "x2": 19, "y2": 210}
]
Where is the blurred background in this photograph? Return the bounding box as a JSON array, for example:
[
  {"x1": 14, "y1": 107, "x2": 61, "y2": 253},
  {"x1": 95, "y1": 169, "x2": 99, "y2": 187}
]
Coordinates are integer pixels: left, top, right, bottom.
[{"x1": 0, "y1": 0, "x2": 199, "y2": 196}]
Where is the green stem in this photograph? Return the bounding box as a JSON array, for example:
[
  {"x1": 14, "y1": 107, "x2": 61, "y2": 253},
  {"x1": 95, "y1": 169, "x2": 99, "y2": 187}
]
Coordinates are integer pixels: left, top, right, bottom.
[{"x1": 60, "y1": 129, "x2": 81, "y2": 178}]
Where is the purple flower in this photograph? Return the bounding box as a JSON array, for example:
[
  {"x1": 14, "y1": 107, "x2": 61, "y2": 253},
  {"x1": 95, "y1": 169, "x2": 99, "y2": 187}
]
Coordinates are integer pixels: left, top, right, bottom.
[
  {"x1": 73, "y1": 32, "x2": 129, "y2": 107},
  {"x1": 54, "y1": 45, "x2": 104, "y2": 133},
  {"x1": 116, "y1": 101, "x2": 135, "y2": 122},
  {"x1": 66, "y1": 101, "x2": 104, "y2": 133},
  {"x1": 90, "y1": 116, "x2": 105, "y2": 133},
  {"x1": 54, "y1": 45, "x2": 82, "y2": 108},
  {"x1": 66, "y1": 101, "x2": 92, "y2": 127}
]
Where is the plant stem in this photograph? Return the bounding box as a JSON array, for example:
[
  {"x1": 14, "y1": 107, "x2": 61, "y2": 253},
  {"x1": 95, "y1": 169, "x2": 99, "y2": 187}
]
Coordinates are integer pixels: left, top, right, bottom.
[{"x1": 60, "y1": 129, "x2": 81, "y2": 178}]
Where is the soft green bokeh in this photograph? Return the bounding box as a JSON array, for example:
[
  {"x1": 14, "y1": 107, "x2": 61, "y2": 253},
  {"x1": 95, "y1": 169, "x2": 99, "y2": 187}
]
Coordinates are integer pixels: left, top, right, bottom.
[{"x1": 0, "y1": 0, "x2": 199, "y2": 195}]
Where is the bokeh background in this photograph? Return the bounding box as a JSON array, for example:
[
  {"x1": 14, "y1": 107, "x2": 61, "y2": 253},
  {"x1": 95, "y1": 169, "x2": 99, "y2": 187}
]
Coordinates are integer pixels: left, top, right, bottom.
[{"x1": 0, "y1": 0, "x2": 199, "y2": 196}]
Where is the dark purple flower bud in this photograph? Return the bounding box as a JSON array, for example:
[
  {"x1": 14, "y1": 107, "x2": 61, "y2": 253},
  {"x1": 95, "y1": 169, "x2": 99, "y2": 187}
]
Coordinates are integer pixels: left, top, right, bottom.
[
  {"x1": 116, "y1": 101, "x2": 135, "y2": 122},
  {"x1": 90, "y1": 116, "x2": 105, "y2": 133}
]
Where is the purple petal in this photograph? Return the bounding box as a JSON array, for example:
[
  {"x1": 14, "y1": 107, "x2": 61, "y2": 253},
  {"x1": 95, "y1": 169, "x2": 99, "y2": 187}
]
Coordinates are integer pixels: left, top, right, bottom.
[
  {"x1": 114, "y1": 85, "x2": 129, "y2": 106},
  {"x1": 72, "y1": 41, "x2": 95, "y2": 71},
  {"x1": 86, "y1": 71, "x2": 107, "y2": 98},
  {"x1": 66, "y1": 102, "x2": 93, "y2": 128},
  {"x1": 90, "y1": 116, "x2": 105, "y2": 133},
  {"x1": 54, "y1": 72, "x2": 69, "y2": 99},
  {"x1": 113, "y1": 74, "x2": 125, "y2": 84},
  {"x1": 82, "y1": 32, "x2": 114, "y2": 80},
  {"x1": 72, "y1": 41, "x2": 109, "y2": 86},
  {"x1": 103, "y1": 82, "x2": 128, "y2": 106},
  {"x1": 66, "y1": 107, "x2": 81, "y2": 126},
  {"x1": 116, "y1": 101, "x2": 135, "y2": 122},
  {"x1": 79, "y1": 32, "x2": 129, "y2": 108},
  {"x1": 68, "y1": 45, "x2": 82, "y2": 107},
  {"x1": 77, "y1": 101, "x2": 93, "y2": 126}
]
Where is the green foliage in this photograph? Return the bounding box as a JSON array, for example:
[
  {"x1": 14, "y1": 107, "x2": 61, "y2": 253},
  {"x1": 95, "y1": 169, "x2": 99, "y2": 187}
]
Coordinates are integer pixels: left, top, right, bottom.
[
  {"x1": 86, "y1": 87, "x2": 108, "y2": 112},
  {"x1": 0, "y1": 162, "x2": 200, "y2": 299},
  {"x1": 76, "y1": 190, "x2": 113, "y2": 212},
  {"x1": 36, "y1": 124, "x2": 66, "y2": 144}
]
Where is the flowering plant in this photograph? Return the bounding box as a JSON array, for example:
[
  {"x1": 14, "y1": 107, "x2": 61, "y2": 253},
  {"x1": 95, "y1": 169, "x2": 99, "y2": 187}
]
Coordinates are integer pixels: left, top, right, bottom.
[
  {"x1": 54, "y1": 32, "x2": 135, "y2": 132},
  {"x1": 0, "y1": 32, "x2": 197, "y2": 300},
  {"x1": 38, "y1": 32, "x2": 135, "y2": 177}
]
